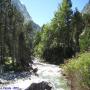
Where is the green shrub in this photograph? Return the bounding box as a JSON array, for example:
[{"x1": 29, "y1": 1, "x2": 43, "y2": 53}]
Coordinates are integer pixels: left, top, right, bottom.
[
  {"x1": 63, "y1": 53, "x2": 90, "y2": 89},
  {"x1": 80, "y1": 27, "x2": 90, "y2": 52},
  {"x1": 3, "y1": 57, "x2": 23, "y2": 72}
]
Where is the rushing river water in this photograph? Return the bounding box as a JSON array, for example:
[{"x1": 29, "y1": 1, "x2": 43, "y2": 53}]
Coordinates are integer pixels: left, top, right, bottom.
[{"x1": 0, "y1": 58, "x2": 70, "y2": 90}]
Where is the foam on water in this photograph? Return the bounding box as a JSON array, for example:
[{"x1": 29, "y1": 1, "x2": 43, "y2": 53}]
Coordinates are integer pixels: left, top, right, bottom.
[{"x1": 1, "y1": 58, "x2": 70, "y2": 90}]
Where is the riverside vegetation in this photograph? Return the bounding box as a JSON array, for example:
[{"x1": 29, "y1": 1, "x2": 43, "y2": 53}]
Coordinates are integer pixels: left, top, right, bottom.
[
  {"x1": 0, "y1": 0, "x2": 33, "y2": 71},
  {"x1": 0, "y1": 0, "x2": 90, "y2": 90},
  {"x1": 33, "y1": 0, "x2": 90, "y2": 90},
  {"x1": 63, "y1": 53, "x2": 90, "y2": 90}
]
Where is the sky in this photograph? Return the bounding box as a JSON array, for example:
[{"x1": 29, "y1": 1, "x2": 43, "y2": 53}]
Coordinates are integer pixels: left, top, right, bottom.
[{"x1": 20, "y1": 0, "x2": 89, "y2": 26}]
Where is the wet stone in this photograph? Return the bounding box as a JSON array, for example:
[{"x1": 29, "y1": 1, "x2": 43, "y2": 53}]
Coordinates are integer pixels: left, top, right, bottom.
[{"x1": 26, "y1": 81, "x2": 52, "y2": 90}]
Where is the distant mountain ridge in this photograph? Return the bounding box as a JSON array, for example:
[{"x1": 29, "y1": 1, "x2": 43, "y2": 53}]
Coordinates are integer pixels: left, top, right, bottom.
[
  {"x1": 82, "y1": 0, "x2": 90, "y2": 14},
  {"x1": 11, "y1": 0, "x2": 40, "y2": 31}
]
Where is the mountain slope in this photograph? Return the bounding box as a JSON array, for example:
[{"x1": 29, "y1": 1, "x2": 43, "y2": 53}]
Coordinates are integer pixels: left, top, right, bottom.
[
  {"x1": 82, "y1": 1, "x2": 90, "y2": 14},
  {"x1": 11, "y1": 0, "x2": 40, "y2": 31},
  {"x1": 80, "y1": 0, "x2": 90, "y2": 51}
]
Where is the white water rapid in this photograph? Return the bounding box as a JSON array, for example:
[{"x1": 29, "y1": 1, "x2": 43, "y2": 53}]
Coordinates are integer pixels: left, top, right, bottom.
[{"x1": 0, "y1": 58, "x2": 70, "y2": 90}]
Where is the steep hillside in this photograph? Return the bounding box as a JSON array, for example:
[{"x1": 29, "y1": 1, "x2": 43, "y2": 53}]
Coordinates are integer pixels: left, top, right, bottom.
[
  {"x1": 80, "y1": 0, "x2": 90, "y2": 51},
  {"x1": 82, "y1": 0, "x2": 90, "y2": 14},
  {"x1": 11, "y1": 0, "x2": 40, "y2": 31}
]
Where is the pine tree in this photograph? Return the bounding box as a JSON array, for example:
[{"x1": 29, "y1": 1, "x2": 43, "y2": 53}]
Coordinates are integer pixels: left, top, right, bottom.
[
  {"x1": 72, "y1": 8, "x2": 84, "y2": 52},
  {"x1": 0, "y1": 0, "x2": 33, "y2": 71},
  {"x1": 52, "y1": 0, "x2": 73, "y2": 47}
]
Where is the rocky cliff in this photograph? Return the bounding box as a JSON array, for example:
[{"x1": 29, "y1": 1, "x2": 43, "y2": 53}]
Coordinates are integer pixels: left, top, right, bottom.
[
  {"x1": 82, "y1": 0, "x2": 90, "y2": 14},
  {"x1": 11, "y1": 0, "x2": 40, "y2": 31}
]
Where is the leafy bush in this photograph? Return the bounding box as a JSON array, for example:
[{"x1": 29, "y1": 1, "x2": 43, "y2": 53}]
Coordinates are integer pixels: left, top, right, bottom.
[
  {"x1": 4, "y1": 57, "x2": 23, "y2": 72},
  {"x1": 80, "y1": 27, "x2": 90, "y2": 52},
  {"x1": 63, "y1": 53, "x2": 90, "y2": 89}
]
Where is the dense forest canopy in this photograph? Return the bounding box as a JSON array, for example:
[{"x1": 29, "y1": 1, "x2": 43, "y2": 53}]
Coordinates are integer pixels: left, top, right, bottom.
[
  {"x1": 0, "y1": 0, "x2": 90, "y2": 71},
  {"x1": 0, "y1": 0, "x2": 90, "y2": 89},
  {"x1": 0, "y1": 0, "x2": 33, "y2": 72},
  {"x1": 34, "y1": 0, "x2": 88, "y2": 64}
]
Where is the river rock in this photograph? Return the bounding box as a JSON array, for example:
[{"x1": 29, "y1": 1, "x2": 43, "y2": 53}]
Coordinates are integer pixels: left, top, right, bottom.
[{"x1": 26, "y1": 81, "x2": 52, "y2": 90}]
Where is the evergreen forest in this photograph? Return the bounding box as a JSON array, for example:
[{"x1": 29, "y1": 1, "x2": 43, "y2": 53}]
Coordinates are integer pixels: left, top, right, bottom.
[{"x1": 0, "y1": 0, "x2": 90, "y2": 90}]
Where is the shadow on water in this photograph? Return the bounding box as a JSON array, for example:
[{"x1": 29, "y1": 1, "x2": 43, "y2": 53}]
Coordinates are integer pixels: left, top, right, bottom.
[{"x1": 0, "y1": 72, "x2": 31, "y2": 81}]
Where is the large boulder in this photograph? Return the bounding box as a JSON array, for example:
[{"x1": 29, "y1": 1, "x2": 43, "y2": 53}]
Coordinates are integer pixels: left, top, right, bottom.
[{"x1": 26, "y1": 81, "x2": 52, "y2": 90}]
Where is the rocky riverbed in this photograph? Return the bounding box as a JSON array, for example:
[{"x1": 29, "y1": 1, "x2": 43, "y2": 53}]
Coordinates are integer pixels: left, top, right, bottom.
[{"x1": 0, "y1": 58, "x2": 70, "y2": 90}]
